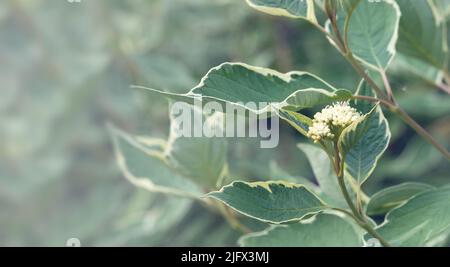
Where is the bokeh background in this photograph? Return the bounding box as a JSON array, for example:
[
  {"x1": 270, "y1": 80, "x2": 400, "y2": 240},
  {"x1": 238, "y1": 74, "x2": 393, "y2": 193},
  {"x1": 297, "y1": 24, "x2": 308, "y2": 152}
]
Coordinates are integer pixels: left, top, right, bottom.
[{"x1": 1, "y1": 0, "x2": 449, "y2": 246}]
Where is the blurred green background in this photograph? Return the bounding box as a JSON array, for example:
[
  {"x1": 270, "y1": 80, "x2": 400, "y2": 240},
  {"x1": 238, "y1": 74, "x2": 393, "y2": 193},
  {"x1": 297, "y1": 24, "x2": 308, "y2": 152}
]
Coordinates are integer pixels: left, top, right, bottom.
[{"x1": 0, "y1": 0, "x2": 449, "y2": 246}]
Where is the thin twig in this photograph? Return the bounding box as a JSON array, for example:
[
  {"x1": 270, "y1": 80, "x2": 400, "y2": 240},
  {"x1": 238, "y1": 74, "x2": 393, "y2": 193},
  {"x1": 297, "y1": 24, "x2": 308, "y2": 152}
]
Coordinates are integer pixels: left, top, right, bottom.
[
  {"x1": 324, "y1": 11, "x2": 450, "y2": 161},
  {"x1": 352, "y1": 95, "x2": 450, "y2": 161},
  {"x1": 379, "y1": 69, "x2": 395, "y2": 102},
  {"x1": 344, "y1": 53, "x2": 388, "y2": 99},
  {"x1": 333, "y1": 141, "x2": 391, "y2": 247},
  {"x1": 436, "y1": 82, "x2": 450, "y2": 94}
]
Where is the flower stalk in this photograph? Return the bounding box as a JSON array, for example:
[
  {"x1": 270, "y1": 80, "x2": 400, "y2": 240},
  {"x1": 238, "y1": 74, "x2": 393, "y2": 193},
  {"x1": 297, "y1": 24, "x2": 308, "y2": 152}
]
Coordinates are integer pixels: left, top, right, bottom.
[
  {"x1": 336, "y1": 164, "x2": 391, "y2": 246},
  {"x1": 333, "y1": 140, "x2": 391, "y2": 247},
  {"x1": 307, "y1": 102, "x2": 391, "y2": 247}
]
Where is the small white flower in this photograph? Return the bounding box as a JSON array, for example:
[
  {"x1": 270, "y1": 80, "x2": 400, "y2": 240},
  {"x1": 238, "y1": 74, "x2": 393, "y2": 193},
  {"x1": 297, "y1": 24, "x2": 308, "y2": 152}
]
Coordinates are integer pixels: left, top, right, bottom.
[
  {"x1": 307, "y1": 102, "x2": 361, "y2": 142},
  {"x1": 313, "y1": 109, "x2": 333, "y2": 123},
  {"x1": 307, "y1": 121, "x2": 334, "y2": 143}
]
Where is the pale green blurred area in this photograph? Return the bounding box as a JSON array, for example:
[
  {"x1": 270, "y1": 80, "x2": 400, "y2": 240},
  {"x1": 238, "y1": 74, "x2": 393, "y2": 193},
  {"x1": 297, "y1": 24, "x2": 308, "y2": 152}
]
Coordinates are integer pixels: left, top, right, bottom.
[
  {"x1": 0, "y1": 0, "x2": 270, "y2": 246},
  {"x1": 1, "y1": 0, "x2": 305, "y2": 247},
  {"x1": 1, "y1": 0, "x2": 449, "y2": 246}
]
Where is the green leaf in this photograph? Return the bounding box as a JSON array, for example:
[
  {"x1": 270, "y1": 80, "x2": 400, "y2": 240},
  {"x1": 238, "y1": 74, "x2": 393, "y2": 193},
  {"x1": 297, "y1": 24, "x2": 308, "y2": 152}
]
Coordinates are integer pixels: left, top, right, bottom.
[
  {"x1": 275, "y1": 109, "x2": 312, "y2": 136},
  {"x1": 338, "y1": 105, "x2": 391, "y2": 185},
  {"x1": 352, "y1": 80, "x2": 375, "y2": 114},
  {"x1": 339, "y1": 0, "x2": 363, "y2": 13},
  {"x1": 245, "y1": 0, "x2": 317, "y2": 22},
  {"x1": 397, "y1": 90, "x2": 450, "y2": 118},
  {"x1": 207, "y1": 181, "x2": 327, "y2": 224},
  {"x1": 434, "y1": 0, "x2": 450, "y2": 19},
  {"x1": 379, "y1": 136, "x2": 443, "y2": 179},
  {"x1": 372, "y1": 186, "x2": 450, "y2": 247},
  {"x1": 136, "y1": 63, "x2": 353, "y2": 114},
  {"x1": 396, "y1": 0, "x2": 448, "y2": 73},
  {"x1": 391, "y1": 53, "x2": 443, "y2": 85},
  {"x1": 165, "y1": 103, "x2": 227, "y2": 188},
  {"x1": 99, "y1": 191, "x2": 193, "y2": 246},
  {"x1": 334, "y1": 0, "x2": 400, "y2": 70},
  {"x1": 110, "y1": 126, "x2": 202, "y2": 198},
  {"x1": 239, "y1": 213, "x2": 363, "y2": 247},
  {"x1": 297, "y1": 143, "x2": 346, "y2": 207},
  {"x1": 366, "y1": 183, "x2": 435, "y2": 216}
]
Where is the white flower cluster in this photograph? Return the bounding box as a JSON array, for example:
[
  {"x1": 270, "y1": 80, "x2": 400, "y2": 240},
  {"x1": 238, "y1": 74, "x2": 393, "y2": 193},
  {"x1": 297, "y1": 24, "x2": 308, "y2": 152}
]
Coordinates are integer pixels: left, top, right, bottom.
[
  {"x1": 307, "y1": 102, "x2": 361, "y2": 143},
  {"x1": 307, "y1": 121, "x2": 334, "y2": 142}
]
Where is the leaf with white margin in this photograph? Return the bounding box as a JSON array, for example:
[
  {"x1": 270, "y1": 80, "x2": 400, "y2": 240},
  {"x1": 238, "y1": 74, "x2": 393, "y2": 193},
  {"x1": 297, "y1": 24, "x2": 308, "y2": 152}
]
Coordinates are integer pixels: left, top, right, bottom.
[
  {"x1": 366, "y1": 182, "x2": 435, "y2": 216},
  {"x1": 245, "y1": 0, "x2": 317, "y2": 22},
  {"x1": 338, "y1": 105, "x2": 391, "y2": 185},
  {"x1": 207, "y1": 181, "x2": 327, "y2": 224},
  {"x1": 164, "y1": 102, "x2": 227, "y2": 188},
  {"x1": 391, "y1": 0, "x2": 448, "y2": 86},
  {"x1": 275, "y1": 108, "x2": 312, "y2": 136},
  {"x1": 133, "y1": 136, "x2": 166, "y2": 153},
  {"x1": 369, "y1": 186, "x2": 450, "y2": 247},
  {"x1": 331, "y1": 0, "x2": 400, "y2": 70},
  {"x1": 239, "y1": 212, "x2": 363, "y2": 247},
  {"x1": 110, "y1": 126, "x2": 202, "y2": 198},
  {"x1": 134, "y1": 63, "x2": 353, "y2": 115},
  {"x1": 396, "y1": 0, "x2": 448, "y2": 73}
]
